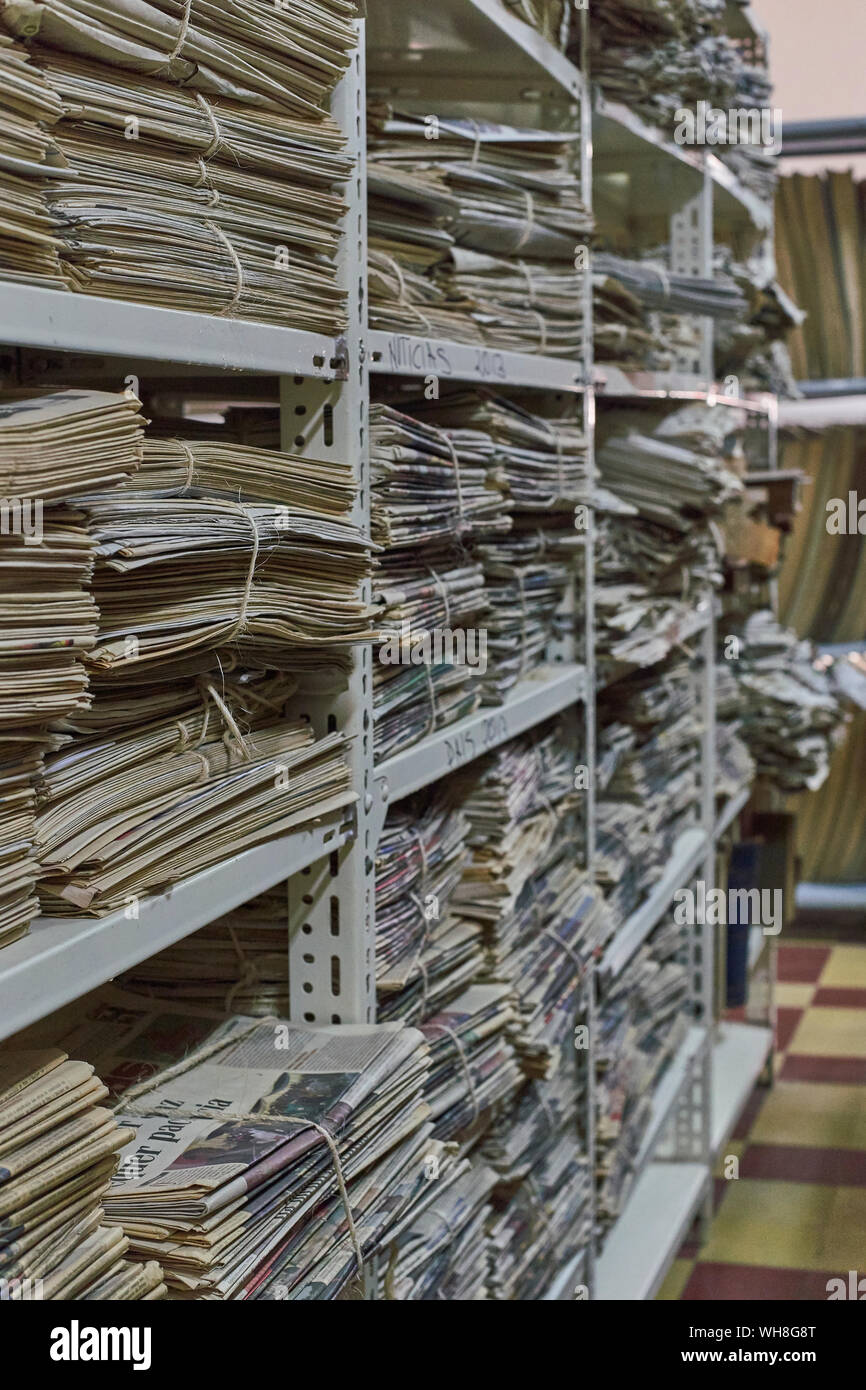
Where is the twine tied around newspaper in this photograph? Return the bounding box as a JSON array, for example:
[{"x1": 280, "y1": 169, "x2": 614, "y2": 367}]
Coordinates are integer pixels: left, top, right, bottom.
[
  {"x1": 376, "y1": 251, "x2": 435, "y2": 335},
  {"x1": 541, "y1": 926, "x2": 586, "y2": 981},
  {"x1": 427, "y1": 424, "x2": 467, "y2": 534},
  {"x1": 157, "y1": 0, "x2": 194, "y2": 77},
  {"x1": 516, "y1": 258, "x2": 536, "y2": 308},
  {"x1": 171, "y1": 678, "x2": 254, "y2": 778},
  {"x1": 514, "y1": 189, "x2": 535, "y2": 252},
  {"x1": 225, "y1": 502, "x2": 262, "y2": 644},
  {"x1": 424, "y1": 1022, "x2": 480, "y2": 1127},
  {"x1": 205, "y1": 221, "x2": 246, "y2": 317},
  {"x1": 224, "y1": 923, "x2": 269, "y2": 1013},
  {"x1": 120, "y1": 1018, "x2": 365, "y2": 1276},
  {"x1": 427, "y1": 565, "x2": 451, "y2": 627},
  {"x1": 422, "y1": 661, "x2": 439, "y2": 739}
]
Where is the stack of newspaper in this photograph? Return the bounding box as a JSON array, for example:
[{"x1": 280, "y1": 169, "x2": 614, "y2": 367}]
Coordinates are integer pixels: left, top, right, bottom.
[
  {"x1": 597, "y1": 660, "x2": 701, "y2": 923},
  {"x1": 118, "y1": 893, "x2": 291, "y2": 1017},
  {"x1": 101, "y1": 1013, "x2": 435, "y2": 1299},
  {"x1": 368, "y1": 110, "x2": 590, "y2": 355},
  {"x1": 1, "y1": 1, "x2": 358, "y2": 330},
  {"x1": 420, "y1": 983, "x2": 522, "y2": 1145},
  {"x1": 486, "y1": 1127, "x2": 591, "y2": 1298},
  {"x1": 402, "y1": 391, "x2": 585, "y2": 702},
  {"x1": 376, "y1": 789, "x2": 484, "y2": 1024},
  {"x1": 0, "y1": 34, "x2": 66, "y2": 287},
  {"x1": 371, "y1": 401, "x2": 507, "y2": 759},
  {"x1": 596, "y1": 915, "x2": 691, "y2": 1237},
  {"x1": 481, "y1": 1043, "x2": 592, "y2": 1298},
  {"x1": 34, "y1": 668, "x2": 354, "y2": 916},
  {"x1": 452, "y1": 725, "x2": 613, "y2": 1076},
  {"x1": 0, "y1": 1047, "x2": 165, "y2": 1300},
  {"x1": 718, "y1": 611, "x2": 848, "y2": 792},
  {"x1": 0, "y1": 389, "x2": 145, "y2": 948},
  {"x1": 375, "y1": 1152, "x2": 497, "y2": 1300},
  {"x1": 596, "y1": 405, "x2": 740, "y2": 673}
]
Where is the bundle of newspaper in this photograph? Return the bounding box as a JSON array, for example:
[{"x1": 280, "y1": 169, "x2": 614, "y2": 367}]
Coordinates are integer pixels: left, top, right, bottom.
[
  {"x1": 420, "y1": 983, "x2": 522, "y2": 1144},
  {"x1": 375, "y1": 788, "x2": 484, "y2": 1024},
  {"x1": 1, "y1": 2, "x2": 358, "y2": 327},
  {"x1": 486, "y1": 1125, "x2": 592, "y2": 1299},
  {"x1": 597, "y1": 660, "x2": 701, "y2": 923},
  {"x1": 0, "y1": 389, "x2": 145, "y2": 947},
  {"x1": 34, "y1": 666, "x2": 354, "y2": 915},
  {"x1": 403, "y1": 391, "x2": 585, "y2": 702},
  {"x1": 368, "y1": 109, "x2": 590, "y2": 355},
  {"x1": 596, "y1": 914, "x2": 691, "y2": 1237},
  {"x1": 117, "y1": 889, "x2": 291, "y2": 1016},
  {"x1": 0, "y1": 1047, "x2": 165, "y2": 1300},
  {"x1": 376, "y1": 1151, "x2": 497, "y2": 1300},
  {"x1": 574, "y1": 0, "x2": 731, "y2": 130},
  {"x1": 371, "y1": 401, "x2": 507, "y2": 758},
  {"x1": 102, "y1": 1013, "x2": 435, "y2": 1299},
  {"x1": 452, "y1": 725, "x2": 612, "y2": 1076},
  {"x1": 595, "y1": 405, "x2": 740, "y2": 672},
  {"x1": 717, "y1": 611, "x2": 848, "y2": 793},
  {"x1": 0, "y1": 34, "x2": 66, "y2": 287}
]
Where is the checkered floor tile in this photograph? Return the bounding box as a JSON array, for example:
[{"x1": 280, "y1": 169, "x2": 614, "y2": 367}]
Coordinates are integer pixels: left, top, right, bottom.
[{"x1": 658, "y1": 941, "x2": 866, "y2": 1301}]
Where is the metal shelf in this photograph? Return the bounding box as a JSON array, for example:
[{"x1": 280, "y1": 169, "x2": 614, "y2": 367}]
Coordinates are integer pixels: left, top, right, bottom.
[
  {"x1": 370, "y1": 330, "x2": 586, "y2": 392},
  {"x1": 601, "y1": 827, "x2": 708, "y2": 980},
  {"x1": 366, "y1": 0, "x2": 583, "y2": 101},
  {"x1": 711, "y1": 1020, "x2": 773, "y2": 1156},
  {"x1": 0, "y1": 817, "x2": 351, "y2": 1044},
  {"x1": 593, "y1": 94, "x2": 772, "y2": 232},
  {"x1": 636, "y1": 1025, "x2": 709, "y2": 1170},
  {"x1": 0, "y1": 283, "x2": 347, "y2": 378},
  {"x1": 596, "y1": 1161, "x2": 710, "y2": 1300},
  {"x1": 594, "y1": 366, "x2": 775, "y2": 415},
  {"x1": 376, "y1": 663, "x2": 586, "y2": 806},
  {"x1": 716, "y1": 783, "x2": 752, "y2": 839}
]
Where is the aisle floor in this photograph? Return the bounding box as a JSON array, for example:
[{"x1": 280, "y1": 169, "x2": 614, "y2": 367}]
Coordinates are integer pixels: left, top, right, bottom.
[{"x1": 659, "y1": 940, "x2": 866, "y2": 1300}]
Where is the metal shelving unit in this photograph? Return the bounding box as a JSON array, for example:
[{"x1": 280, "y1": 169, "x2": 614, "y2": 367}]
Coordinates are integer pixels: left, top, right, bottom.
[{"x1": 0, "y1": 0, "x2": 781, "y2": 1302}]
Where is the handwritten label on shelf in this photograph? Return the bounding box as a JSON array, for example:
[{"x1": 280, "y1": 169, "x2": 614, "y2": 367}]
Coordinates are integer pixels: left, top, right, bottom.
[
  {"x1": 380, "y1": 335, "x2": 509, "y2": 382},
  {"x1": 472, "y1": 348, "x2": 507, "y2": 381},
  {"x1": 442, "y1": 713, "x2": 511, "y2": 771},
  {"x1": 384, "y1": 335, "x2": 453, "y2": 376}
]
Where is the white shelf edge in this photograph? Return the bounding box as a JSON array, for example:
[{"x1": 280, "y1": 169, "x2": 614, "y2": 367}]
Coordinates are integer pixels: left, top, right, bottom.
[
  {"x1": 376, "y1": 663, "x2": 586, "y2": 804},
  {"x1": 0, "y1": 283, "x2": 346, "y2": 377},
  {"x1": 0, "y1": 817, "x2": 351, "y2": 1043},
  {"x1": 601, "y1": 827, "x2": 709, "y2": 980},
  {"x1": 711, "y1": 1020, "x2": 773, "y2": 1156},
  {"x1": 596, "y1": 1161, "x2": 710, "y2": 1300},
  {"x1": 369, "y1": 330, "x2": 586, "y2": 392}
]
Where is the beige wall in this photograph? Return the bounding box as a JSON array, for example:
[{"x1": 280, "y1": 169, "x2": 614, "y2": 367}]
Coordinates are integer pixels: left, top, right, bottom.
[{"x1": 752, "y1": 0, "x2": 866, "y2": 175}]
